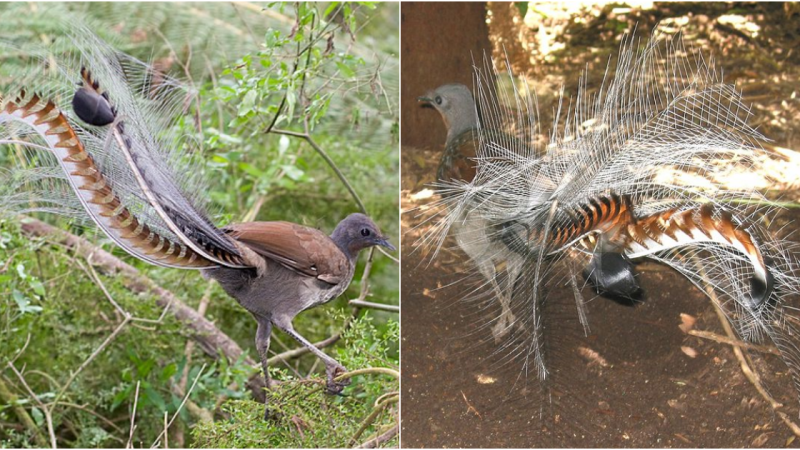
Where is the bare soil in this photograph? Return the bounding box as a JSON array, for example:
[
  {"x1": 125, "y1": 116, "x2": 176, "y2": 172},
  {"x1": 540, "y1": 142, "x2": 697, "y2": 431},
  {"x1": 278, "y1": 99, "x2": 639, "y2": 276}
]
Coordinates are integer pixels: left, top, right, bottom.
[{"x1": 402, "y1": 147, "x2": 800, "y2": 448}]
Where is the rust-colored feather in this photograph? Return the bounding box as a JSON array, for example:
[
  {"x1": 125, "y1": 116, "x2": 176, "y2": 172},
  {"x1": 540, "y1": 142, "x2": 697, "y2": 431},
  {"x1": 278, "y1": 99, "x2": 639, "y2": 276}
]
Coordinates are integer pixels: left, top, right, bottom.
[
  {"x1": 225, "y1": 221, "x2": 350, "y2": 285},
  {"x1": 3, "y1": 94, "x2": 215, "y2": 268}
]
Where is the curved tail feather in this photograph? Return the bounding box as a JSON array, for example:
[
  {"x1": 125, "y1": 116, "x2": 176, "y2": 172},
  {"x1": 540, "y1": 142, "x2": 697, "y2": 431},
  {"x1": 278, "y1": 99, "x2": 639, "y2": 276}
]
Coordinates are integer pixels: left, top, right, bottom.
[{"x1": 0, "y1": 93, "x2": 215, "y2": 268}]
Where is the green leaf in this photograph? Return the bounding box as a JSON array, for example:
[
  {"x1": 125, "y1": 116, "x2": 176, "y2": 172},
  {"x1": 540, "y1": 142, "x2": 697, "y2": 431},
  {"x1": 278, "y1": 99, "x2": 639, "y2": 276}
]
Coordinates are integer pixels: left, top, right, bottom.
[
  {"x1": 160, "y1": 363, "x2": 178, "y2": 382},
  {"x1": 238, "y1": 89, "x2": 258, "y2": 116},
  {"x1": 29, "y1": 279, "x2": 45, "y2": 296},
  {"x1": 281, "y1": 164, "x2": 305, "y2": 181},
  {"x1": 11, "y1": 290, "x2": 40, "y2": 313},
  {"x1": 111, "y1": 385, "x2": 133, "y2": 410},
  {"x1": 324, "y1": 2, "x2": 340, "y2": 18},
  {"x1": 336, "y1": 61, "x2": 355, "y2": 78},
  {"x1": 144, "y1": 387, "x2": 167, "y2": 412},
  {"x1": 31, "y1": 407, "x2": 44, "y2": 426},
  {"x1": 515, "y1": 2, "x2": 528, "y2": 18},
  {"x1": 285, "y1": 89, "x2": 296, "y2": 124},
  {"x1": 239, "y1": 162, "x2": 264, "y2": 178}
]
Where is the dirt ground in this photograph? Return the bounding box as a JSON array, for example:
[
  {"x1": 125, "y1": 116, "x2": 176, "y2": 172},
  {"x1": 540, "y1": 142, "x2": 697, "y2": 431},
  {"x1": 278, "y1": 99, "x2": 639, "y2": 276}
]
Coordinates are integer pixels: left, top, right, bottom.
[{"x1": 401, "y1": 3, "x2": 800, "y2": 448}]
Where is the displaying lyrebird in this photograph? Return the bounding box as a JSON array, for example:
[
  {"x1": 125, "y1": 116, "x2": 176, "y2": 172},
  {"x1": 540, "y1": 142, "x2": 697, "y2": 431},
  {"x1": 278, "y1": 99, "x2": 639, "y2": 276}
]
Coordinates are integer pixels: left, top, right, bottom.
[
  {"x1": 0, "y1": 30, "x2": 395, "y2": 420},
  {"x1": 420, "y1": 30, "x2": 800, "y2": 408}
]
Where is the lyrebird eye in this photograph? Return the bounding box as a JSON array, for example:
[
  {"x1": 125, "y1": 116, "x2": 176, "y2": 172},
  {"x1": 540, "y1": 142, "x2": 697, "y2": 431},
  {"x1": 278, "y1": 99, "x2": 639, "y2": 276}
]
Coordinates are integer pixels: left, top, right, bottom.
[
  {"x1": 360, "y1": 228, "x2": 371, "y2": 237},
  {"x1": 435, "y1": 96, "x2": 442, "y2": 105}
]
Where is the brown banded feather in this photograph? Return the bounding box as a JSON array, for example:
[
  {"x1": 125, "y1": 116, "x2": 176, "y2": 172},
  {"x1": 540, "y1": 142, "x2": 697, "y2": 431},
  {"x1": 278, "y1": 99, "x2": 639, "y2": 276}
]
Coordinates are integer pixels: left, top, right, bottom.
[
  {"x1": 2, "y1": 94, "x2": 216, "y2": 269},
  {"x1": 533, "y1": 193, "x2": 769, "y2": 290}
]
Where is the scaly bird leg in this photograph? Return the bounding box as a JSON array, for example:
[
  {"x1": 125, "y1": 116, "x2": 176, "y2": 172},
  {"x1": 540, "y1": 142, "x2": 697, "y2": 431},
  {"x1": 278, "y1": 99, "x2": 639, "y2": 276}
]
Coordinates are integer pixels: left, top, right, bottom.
[
  {"x1": 478, "y1": 260, "x2": 517, "y2": 343},
  {"x1": 255, "y1": 317, "x2": 274, "y2": 420},
  {"x1": 272, "y1": 316, "x2": 351, "y2": 395}
]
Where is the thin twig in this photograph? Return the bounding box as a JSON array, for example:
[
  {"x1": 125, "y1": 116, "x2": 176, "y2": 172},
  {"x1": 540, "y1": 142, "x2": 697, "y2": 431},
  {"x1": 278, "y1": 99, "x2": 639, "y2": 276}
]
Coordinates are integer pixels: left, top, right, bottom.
[
  {"x1": 267, "y1": 333, "x2": 342, "y2": 366},
  {"x1": 50, "y1": 261, "x2": 133, "y2": 411},
  {"x1": 376, "y1": 246, "x2": 399, "y2": 263},
  {"x1": 778, "y1": 411, "x2": 800, "y2": 437},
  {"x1": 127, "y1": 381, "x2": 141, "y2": 449},
  {"x1": 356, "y1": 423, "x2": 398, "y2": 448},
  {"x1": 8, "y1": 332, "x2": 31, "y2": 365},
  {"x1": 150, "y1": 364, "x2": 207, "y2": 448},
  {"x1": 7, "y1": 363, "x2": 56, "y2": 448},
  {"x1": 687, "y1": 329, "x2": 780, "y2": 355},
  {"x1": 348, "y1": 393, "x2": 398, "y2": 446},
  {"x1": 54, "y1": 401, "x2": 124, "y2": 434},
  {"x1": 461, "y1": 390, "x2": 482, "y2": 419},
  {"x1": 693, "y1": 257, "x2": 782, "y2": 409},
  {"x1": 271, "y1": 128, "x2": 367, "y2": 214},
  {"x1": 335, "y1": 367, "x2": 400, "y2": 382},
  {"x1": 348, "y1": 299, "x2": 399, "y2": 312}
]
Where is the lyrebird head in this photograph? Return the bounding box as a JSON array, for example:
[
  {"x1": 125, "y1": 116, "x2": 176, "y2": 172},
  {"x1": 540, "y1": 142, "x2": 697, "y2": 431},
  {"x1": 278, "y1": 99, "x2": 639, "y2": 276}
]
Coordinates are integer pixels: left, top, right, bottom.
[
  {"x1": 418, "y1": 83, "x2": 478, "y2": 139},
  {"x1": 330, "y1": 213, "x2": 395, "y2": 258}
]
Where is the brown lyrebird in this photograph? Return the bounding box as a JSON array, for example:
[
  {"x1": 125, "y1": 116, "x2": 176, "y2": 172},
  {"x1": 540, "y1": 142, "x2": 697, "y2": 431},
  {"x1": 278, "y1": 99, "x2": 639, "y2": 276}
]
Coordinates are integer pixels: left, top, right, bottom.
[
  {"x1": 0, "y1": 34, "x2": 395, "y2": 420},
  {"x1": 209, "y1": 215, "x2": 394, "y2": 418}
]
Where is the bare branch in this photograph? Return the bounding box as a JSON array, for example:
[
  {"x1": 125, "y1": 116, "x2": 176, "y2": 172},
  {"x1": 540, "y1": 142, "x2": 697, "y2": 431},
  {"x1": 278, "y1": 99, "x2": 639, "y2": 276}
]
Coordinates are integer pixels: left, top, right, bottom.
[
  {"x1": 19, "y1": 218, "x2": 267, "y2": 398},
  {"x1": 348, "y1": 300, "x2": 398, "y2": 313},
  {"x1": 127, "y1": 381, "x2": 141, "y2": 449},
  {"x1": 7, "y1": 362, "x2": 56, "y2": 448}
]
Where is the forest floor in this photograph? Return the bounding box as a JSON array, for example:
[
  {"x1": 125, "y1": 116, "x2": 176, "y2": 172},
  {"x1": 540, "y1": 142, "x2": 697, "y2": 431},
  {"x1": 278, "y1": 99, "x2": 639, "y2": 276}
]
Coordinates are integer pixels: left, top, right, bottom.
[{"x1": 401, "y1": 3, "x2": 800, "y2": 448}]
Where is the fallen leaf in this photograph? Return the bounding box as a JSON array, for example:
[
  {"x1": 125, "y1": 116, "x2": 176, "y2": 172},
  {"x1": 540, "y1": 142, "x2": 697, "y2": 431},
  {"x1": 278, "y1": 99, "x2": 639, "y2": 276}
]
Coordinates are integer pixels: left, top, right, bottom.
[
  {"x1": 410, "y1": 188, "x2": 435, "y2": 201},
  {"x1": 476, "y1": 374, "x2": 496, "y2": 384},
  {"x1": 679, "y1": 313, "x2": 696, "y2": 333},
  {"x1": 751, "y1": 432, "x2": 770, "y2": 447},
  {"x1": 578, "y1": 346, "x2": 609, "y2": 367}
]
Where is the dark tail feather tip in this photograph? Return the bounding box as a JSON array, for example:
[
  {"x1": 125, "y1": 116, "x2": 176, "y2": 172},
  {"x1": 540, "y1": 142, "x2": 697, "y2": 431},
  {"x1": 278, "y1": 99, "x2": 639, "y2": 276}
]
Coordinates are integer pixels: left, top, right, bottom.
[{"x1": 749, "y1": 268, "x2": 775, "y2": 308}]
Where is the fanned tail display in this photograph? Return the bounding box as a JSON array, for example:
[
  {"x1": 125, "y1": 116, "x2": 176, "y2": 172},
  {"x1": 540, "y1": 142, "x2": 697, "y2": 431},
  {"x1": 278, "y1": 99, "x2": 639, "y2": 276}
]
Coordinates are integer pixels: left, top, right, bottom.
[{"x1": 421, "y1": 29, "x2": 800, "y2": 405}]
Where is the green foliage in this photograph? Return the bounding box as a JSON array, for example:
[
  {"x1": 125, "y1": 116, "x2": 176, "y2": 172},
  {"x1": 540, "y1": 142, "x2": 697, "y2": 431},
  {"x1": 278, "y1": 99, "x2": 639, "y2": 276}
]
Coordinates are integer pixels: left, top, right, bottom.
[
  {"x1": 191, "y1": 314, "x2": 398, "y2": 448},
  {"x1": 0, "y1": 3, "x2": 398, "y2": 448}
]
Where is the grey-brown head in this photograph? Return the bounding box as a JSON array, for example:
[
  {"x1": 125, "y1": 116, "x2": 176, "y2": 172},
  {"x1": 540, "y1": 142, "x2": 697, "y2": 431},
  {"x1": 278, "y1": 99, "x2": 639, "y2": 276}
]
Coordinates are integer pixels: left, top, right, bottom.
[
  {"x1": 330, "y1": 213, "x2": 395, "y2": 258},
  {"x1": 418, "y1": 83, "x2": 478, "y2": 139}
]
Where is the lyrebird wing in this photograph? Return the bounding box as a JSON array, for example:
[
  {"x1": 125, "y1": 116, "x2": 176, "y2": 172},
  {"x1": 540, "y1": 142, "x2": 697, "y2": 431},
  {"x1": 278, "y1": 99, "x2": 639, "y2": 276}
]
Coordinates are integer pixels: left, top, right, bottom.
[{"x1": 224, "y1": 221, "x2": 350, "y2": 285}]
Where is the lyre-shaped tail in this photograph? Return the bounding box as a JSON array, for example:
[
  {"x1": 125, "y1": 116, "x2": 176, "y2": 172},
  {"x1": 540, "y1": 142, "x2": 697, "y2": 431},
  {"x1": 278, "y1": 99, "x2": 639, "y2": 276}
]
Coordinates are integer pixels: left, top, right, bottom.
[
  {"x1": 0, "y1": 28, "x2": 249, "y2": 270},
  {"x1": 537, "y1": 193, "x2": 773, "y2": 306},
  {"x1": 1, "y1": 93, "x2": 216, "y2": 268}
]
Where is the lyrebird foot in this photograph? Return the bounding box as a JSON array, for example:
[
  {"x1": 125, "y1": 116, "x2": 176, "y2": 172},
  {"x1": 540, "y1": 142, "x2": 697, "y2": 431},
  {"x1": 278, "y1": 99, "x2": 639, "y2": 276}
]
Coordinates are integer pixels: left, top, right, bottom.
[
  {"x1": 325, "y1": 363, "x2": 351, "y2": 395},
  {"x1": 491, "y1": 302, "x2": 517, "y2": 343}
]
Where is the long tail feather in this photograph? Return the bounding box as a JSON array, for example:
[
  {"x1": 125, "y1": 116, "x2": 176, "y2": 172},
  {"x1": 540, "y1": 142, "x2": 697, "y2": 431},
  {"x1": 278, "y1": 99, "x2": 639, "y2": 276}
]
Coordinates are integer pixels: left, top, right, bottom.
[
  {"x1": 422, "y1": 27, "x2": 800, "y2": 409},
  {"x1": 0, "y1": 26, "x2": 248, "y2": 269},
  {"x1": 0, "y1": 93, "x2": 214, "y2": 268}
]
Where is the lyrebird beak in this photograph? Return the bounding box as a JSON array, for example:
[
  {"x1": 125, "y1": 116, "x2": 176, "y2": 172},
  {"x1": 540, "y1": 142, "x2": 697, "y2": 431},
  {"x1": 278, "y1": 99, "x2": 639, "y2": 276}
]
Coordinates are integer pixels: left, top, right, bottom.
[
  {"x1": 417, "y1": 95, "x2": 431, "y2": 104},
  {"x1": 377, "y1": 237, "x2": 396, "y2": 252}
]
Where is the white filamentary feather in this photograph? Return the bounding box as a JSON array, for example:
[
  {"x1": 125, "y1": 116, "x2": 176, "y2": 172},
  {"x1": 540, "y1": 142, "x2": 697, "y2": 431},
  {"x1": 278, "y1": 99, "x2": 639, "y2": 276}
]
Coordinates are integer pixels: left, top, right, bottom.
[
  {"x1": 0, "y1": 26, "x2": 247, "y2": 269},
  {"x1": 426, "y1": 29, "x2": 800, "y2": 401}
]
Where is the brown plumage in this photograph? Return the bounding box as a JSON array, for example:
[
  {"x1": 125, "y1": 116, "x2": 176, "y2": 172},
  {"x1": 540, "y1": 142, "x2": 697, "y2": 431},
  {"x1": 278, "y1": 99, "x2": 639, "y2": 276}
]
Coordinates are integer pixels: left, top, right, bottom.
[
  {"x1": 1, "y1": 76, "x2": 396, "y2": 421},
  {"x1": 541, "y1": 193, "x2": 773, "y2": 304},
  {"x1": 419, "y1": 83, "x2": 535, "y2": 342},
  {"x1": 3, "y1": 93, "x2": 214, "y2": 268},
  {"x1": 204, "y1": 213, "x2": 395, "y2": 419},
  {"x1": 224, "y1": 221, "x2": 352, "y2": 285}
]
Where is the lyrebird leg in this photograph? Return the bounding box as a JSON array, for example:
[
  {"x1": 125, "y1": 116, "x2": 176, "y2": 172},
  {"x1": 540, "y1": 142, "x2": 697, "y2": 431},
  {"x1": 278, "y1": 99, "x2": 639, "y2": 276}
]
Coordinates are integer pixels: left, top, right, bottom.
[
  {"x1": 477, "y1": 260, "x2": 517, "y2": 343},
  {"x1": 254, "y1": 316, "x2": 274, "y2": 420},
  {"x1": 271, "y1": 315, "x2": 351, "y2": 395}
]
